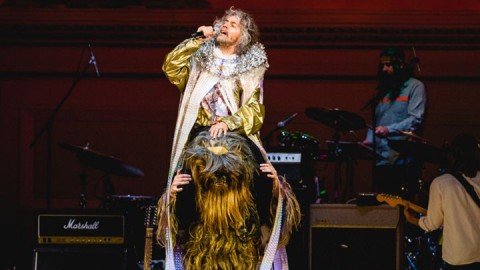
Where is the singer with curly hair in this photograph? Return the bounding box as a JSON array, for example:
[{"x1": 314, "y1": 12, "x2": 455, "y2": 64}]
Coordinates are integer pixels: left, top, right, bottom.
[{"x1": 157, "y1": 7, "x2": 301, "y2": 270}]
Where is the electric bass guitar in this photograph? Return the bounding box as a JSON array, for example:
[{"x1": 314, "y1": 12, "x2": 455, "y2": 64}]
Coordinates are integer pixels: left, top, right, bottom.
[{"x1": 376, "y1": 193, "x2": 427, "y2": 215}]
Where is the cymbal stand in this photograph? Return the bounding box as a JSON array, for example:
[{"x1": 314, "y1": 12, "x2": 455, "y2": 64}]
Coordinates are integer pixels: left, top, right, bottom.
[
  {"x1": 331, "y1": 133, "x2": 357, "y2": 202},
  {"x1": 262, "y1": 125, "x2": 282, "y2": 150},
  {"x1": 331, "y1": 128, "x2": 343, "y2": 203},
  {"x1": 102, "y1": 173, "x2": 115, "y2": 209},
  {"x1": 79, "y1": 165, "x2": 88, "y2": 209},
  {"x1": 344, "y1": 156, "x2": 355, "y2": 202}
]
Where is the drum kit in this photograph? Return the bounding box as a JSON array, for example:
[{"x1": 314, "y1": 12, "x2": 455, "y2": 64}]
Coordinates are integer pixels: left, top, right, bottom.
[
  {"x1": 274, "y1": 107, "x2": 447, "y2": 270},
  {"x1": 275, "y1": 107, "x2": 447, "y2": 200}
]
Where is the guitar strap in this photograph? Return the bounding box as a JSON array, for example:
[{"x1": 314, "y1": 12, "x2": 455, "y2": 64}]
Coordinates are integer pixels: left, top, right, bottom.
[{"x1": 451, "y1": 171, "x2": 480, "y2": 208}]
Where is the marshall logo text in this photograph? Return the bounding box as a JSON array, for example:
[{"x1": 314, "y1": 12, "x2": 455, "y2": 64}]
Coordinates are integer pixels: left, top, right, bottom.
[{"x1": 63, "y1": 219, "x2": 100, "y2": 230}]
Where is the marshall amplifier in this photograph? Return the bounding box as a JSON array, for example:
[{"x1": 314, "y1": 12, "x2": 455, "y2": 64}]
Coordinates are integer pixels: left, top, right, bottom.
[
  {"x1": 33, "y1": 245, "x2": 128, "y2": 270},
  {"x1": 37, "y1": 213, "x2": 125, "y2": 245}
]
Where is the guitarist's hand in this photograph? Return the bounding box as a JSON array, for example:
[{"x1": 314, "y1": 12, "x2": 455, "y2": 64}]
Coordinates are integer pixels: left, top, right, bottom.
[
  {"x1": 170, "y1": 169, "x2": 192, "y2": 197},
  {"x1": 403, "y1": 206, "x2": 420, "y2": 226}
]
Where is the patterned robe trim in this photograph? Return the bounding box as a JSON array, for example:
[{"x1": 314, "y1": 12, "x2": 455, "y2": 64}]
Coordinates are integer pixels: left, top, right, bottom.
[{"x1": 193, "y1": 39, "x2": 269, "y2": 79}]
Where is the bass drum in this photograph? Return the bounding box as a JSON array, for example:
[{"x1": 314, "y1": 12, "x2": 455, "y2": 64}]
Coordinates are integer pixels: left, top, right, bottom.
[{"x1": 277, "y1": 130, "x2": 322, "y2": 160}]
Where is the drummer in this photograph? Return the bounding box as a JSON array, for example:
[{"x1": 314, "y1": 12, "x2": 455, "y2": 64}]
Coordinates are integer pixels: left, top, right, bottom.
[{"x1": 362, "y1": 47, "x2": 427, "y2": 199}]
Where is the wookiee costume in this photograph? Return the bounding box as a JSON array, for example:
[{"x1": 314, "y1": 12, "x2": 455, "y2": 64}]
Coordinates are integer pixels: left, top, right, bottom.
[{"x1": 157, "y1": 37, "x2": 300, "y2": 270}]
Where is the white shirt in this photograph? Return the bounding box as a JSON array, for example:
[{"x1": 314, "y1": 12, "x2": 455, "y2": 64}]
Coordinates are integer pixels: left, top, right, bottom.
[{"x1": 419, "y1": 172, "x2": 480, "y2": 265}]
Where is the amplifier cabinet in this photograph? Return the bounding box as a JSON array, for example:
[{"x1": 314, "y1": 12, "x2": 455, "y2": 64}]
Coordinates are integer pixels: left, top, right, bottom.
[
  {"x1": 33, "y1": 246, "x2": 127, "y2": 270},
  {"x1": 309, "y1": 204, "x2": 403, "y2": 270},
  {"x1": 37, "y1": 212, "x2": 125, "y2": 245}
]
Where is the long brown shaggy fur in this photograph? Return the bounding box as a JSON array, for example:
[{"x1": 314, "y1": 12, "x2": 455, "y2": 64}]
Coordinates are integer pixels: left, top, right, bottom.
[
  {"x1": 183, "y1": 132, "x2": 261, "y2": 269},
  {"x1": 156, "y1": 131, "x2": 302, "y2": 269}
]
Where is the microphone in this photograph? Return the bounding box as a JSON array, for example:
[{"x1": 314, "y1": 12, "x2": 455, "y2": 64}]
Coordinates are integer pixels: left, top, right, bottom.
[
  {"x1": 88, "y1": 44, "x2": 100, "y2": 77},
  {"x1": 277, "y1": 113, "x2": 298, "y2": 128},
  {"x1": 191, "y1": 31, "x2": 206, "y2": 38}
]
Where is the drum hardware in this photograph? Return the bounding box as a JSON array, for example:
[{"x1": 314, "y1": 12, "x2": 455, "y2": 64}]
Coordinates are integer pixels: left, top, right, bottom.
[
  {"x1": 314, "y1": 176, "x2": 328, "y2": 204},
  {"x1": 387, "y1": 140, "x2": 446, "y2": 164},
  {"x1": 305, "y1": 107, "x2": 369, "y2": 202},
  {"x1": 404, "y1": 227, "x2": 444, "y2": 270},
  {"x1": 262, "y1": 113, "x2": 298, "y2": 149},
  {"x1": 58, "y1": 142, "x2": 145, "y2": 208},
  {"x1": 277, "y1": 130, "x2": 323, "y2": 160}
]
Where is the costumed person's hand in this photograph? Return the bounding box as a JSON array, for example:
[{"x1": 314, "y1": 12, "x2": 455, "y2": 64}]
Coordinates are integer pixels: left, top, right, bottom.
[
  {"x1": 170, "y1": 169, "x2": 192, "y2": 197},
  {"x1": 196, "y1": 25, "x2": 216, "y2": 41},
  {"x1": 375, "y1": 126, "x2": 389, "y2": 137},
  {"x1": 209, "y1": 122, "x2": 228, "y2": 138},
  {"x1": 260, "y1": 163, "x2": 289, "y2": 199},
  {"x1": 260, "y1": 163, "x2": 278, "y2": 181}
]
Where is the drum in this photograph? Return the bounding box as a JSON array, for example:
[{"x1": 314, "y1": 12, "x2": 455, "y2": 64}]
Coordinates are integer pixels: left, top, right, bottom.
[{"x1": 277, "y1": 130, "x2": 322, "y2": 159}]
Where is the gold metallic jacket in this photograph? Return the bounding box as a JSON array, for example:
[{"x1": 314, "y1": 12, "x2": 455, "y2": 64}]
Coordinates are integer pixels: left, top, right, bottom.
[{"x1": 162, "y1": 38, "x2": 266, "y2": 136}]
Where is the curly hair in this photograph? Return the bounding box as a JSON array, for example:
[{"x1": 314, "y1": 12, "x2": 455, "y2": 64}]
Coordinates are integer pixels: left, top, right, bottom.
[{"x1": 213, "y1": 6, "x2": 260, "y2": 55}]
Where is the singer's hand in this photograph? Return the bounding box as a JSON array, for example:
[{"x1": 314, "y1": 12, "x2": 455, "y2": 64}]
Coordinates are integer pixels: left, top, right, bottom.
[
  {"x1": 209, "y1": 122, "x2": 228, "y2": 138},
  {"x1": 196, "y1": 26, "x2": 216, "y2": 41}
]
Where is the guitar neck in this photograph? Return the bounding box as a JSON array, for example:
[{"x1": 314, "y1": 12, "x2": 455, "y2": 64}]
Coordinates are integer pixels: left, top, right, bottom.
[
  {"x1": 376, "y1": 193, "x2": 427, "y2": 215},
  {"x1": 404, "y1": 200, "x2": 427, "y2": 215},
  {"x1": 143, "y1": 228, "x2": 154, "y2": 270}
]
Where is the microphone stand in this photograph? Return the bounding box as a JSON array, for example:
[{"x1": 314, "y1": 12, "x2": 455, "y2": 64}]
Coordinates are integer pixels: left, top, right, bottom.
[
  {"x1": 262, "y1": 125, "x2": 282, "y2": 150},
  {"x1": 262, "y1": 113, "x2": 297, "y2": 149},
  {"x1": 30, "y1": 49, "x2": 97, "y2": 208}
]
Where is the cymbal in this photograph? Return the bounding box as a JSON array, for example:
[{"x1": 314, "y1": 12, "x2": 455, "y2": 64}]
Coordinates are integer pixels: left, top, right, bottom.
[
  {"x1": 305, "y1": 107, "x2": 366, "y2": 132},
  {"x1": 388, "y1": 140, "x2": 446, "y2": 164},
  {"x1": 58, "y1": 142, "x2": 144, "y2": 177}
]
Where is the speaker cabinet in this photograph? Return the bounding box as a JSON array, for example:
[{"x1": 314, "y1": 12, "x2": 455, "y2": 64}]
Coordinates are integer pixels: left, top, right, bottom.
[
  {"x1": 33, "y1": 246, "x2": 128, "y2": 270},
  {"x1": 268, "y1": 151, "x2": 317, "y2": 270},
  {"x1": 309, "y1": 204, "x2": 403, "y2": 270}
]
